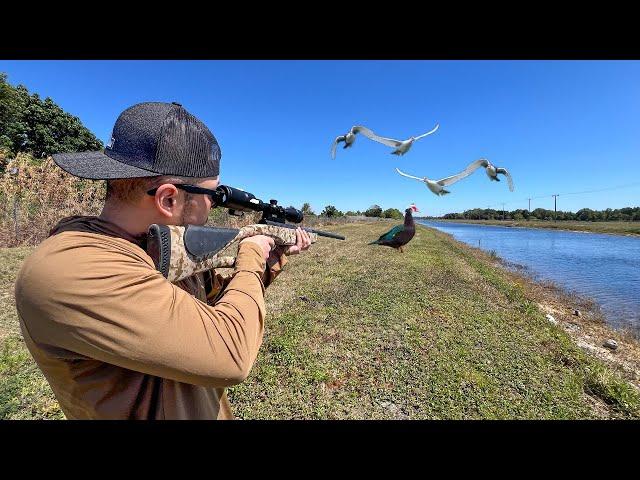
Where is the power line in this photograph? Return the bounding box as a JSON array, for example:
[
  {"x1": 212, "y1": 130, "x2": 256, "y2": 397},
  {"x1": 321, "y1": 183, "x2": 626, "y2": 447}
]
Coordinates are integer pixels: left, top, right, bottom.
[
  {"x1": 480, "y1": 181, "x2": 640, "y2": 211},
  {"x1": 562, "y1": 181, "x2": 640, "y2": 197}
]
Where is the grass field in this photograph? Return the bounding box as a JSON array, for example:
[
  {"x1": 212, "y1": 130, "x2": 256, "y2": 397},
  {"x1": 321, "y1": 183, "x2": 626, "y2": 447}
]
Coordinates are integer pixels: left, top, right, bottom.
[
  {"x1": 430, "y1": 219, "x2": 640, "y2": 236},
  {"x1": 0, "y1": 246, "x2": 65, "y2": 419},
  {"x1": 1, "y1": 223, "x2": 639, "y2": 419}
]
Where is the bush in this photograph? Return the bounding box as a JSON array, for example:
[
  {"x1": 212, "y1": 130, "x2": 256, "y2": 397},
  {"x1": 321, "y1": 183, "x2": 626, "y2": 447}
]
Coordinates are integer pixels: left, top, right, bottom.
[
  {"x1": 0, "y1": 152, "x2": 105, "y2": 247},
  {"x1": 364, "y1": 205, "x2": 382, "y2": 217},
  {"x1": 321, "y1": 205, "x2": 343, "y2": 218},
  {"x1": 301, "y1": 202, "x2": 315, "y2": 216},
  {"x1": 383, "y1": 208, "x2": 403, "y2": 219}
]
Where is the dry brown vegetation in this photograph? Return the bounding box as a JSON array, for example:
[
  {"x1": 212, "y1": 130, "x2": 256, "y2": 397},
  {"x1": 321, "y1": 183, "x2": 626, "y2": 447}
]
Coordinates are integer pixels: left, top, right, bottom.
[
  {"x1": 0, "y1": 153, "x2": 105, "y2": 247},
  {"x1": 0, "y1": 151, "x2": 374, "y2": 249}
]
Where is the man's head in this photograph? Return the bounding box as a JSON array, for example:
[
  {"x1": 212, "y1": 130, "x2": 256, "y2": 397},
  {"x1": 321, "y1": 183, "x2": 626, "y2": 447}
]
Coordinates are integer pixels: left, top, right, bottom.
[
  {"x1": 52, "y1": 102, "x2": 222, "y2": 227},
  {"x1": 106, "y1": 175, "x2": 219, "y2": 227}
]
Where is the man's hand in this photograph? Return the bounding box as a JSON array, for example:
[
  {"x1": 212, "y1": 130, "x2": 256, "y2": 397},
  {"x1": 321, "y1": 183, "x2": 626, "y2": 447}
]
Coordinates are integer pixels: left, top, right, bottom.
[
  {"x1": 239, "y1": 228, "x2": 311, "y2": 263},
  {"x1": 282, "y1": 227, "x2": 312, "y2": 256},
  {"x1": 240, "y1": 235, "x2": 275, "y2": 261},
  {"x1": 268, "y1": 227, "x2": 312, "y2": 265}
]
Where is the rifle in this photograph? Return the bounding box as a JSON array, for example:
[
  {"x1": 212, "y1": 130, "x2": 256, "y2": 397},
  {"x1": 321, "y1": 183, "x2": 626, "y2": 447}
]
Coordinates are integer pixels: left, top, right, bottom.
[{"x1": 147, "y1": 184, "x2": 345, "y2": 282}]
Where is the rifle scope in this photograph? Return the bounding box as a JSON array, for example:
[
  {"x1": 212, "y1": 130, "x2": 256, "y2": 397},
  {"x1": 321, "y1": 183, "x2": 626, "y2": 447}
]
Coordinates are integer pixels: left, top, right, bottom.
[{"x1": 213, "y1": 185, "x2": 304, "y2": 224}]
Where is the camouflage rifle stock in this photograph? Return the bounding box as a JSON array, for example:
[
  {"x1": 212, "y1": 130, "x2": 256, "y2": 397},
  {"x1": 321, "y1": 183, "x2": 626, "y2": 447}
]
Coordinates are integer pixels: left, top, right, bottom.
[
  {"x1": 146, "y1": 184, "x2": 346, "y2": 282},
  {"x1": 147, "y1": 223, "x2": 319, "y2": 283}
]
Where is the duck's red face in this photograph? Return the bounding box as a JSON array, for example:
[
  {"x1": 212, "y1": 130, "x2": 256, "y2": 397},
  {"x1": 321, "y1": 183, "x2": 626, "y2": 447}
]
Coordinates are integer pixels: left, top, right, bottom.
[{"x1": 410, "y1": 204, "x2": 419, "y2": 213}]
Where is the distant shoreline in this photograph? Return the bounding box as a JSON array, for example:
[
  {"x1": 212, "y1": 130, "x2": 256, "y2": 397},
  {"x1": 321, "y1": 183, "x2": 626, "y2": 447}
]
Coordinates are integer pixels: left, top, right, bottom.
[{"x1": 417, "y1": 219, "x2": 640, "y2": 237}]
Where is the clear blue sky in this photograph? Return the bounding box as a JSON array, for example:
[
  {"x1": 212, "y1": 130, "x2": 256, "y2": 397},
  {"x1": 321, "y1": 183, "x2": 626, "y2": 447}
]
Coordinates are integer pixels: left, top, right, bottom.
[{"x1": 2, "y1": 60, "x2": 639, "y2": 217}]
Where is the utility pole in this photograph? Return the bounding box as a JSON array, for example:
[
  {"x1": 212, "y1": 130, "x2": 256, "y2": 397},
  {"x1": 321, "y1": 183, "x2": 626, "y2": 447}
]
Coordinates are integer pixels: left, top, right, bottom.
[
  {"x1": 13, "y1": 196, "x2": 18, "y2": 243},
  {"x1": 528, "y1": 198, "x2": 531, "y2": 213},
  {"x1": 502, "y1": 202, "x2": 506, "y2": 221},
  {"x1": 10, "y1": 167, "x2": 19, "y2": 244},
  {"x1": 552, "y1": 194, "x2": 559, "y2": 222}
]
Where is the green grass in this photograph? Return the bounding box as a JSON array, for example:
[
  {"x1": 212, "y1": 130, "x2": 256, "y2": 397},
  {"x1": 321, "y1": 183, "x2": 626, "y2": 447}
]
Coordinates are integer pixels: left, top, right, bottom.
[
  {"x1": 0, "y1": 247, "x2": 65, "y2": 419},
  {"x1": 0, "y1": 336, "x2": 64, "y2": 419},
  {"x1": 0, "y1": 247, "x2": 32, "y2": 338},
  {"x1": 433, "y1": 219, "x2": 640, "y2": 236},
  {"x1": 229, "y1": 223, "x2": 640, "y2": 419},
  {"x1": 2, "y1": 225, "x2": 640, "y2": 419}
]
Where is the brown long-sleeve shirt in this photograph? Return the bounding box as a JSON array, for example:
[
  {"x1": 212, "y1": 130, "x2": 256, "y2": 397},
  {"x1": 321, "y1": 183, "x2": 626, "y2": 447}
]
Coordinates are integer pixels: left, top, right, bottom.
[{"x1": 14, "y1": 216, "x2": 286, "y2": 419}]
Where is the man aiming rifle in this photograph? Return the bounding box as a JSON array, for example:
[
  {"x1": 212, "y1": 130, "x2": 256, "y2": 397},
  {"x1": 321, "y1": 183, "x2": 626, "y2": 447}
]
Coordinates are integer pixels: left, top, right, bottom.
[{"x1": 14, "y1": 101, "x2": 324, "y2": 420}]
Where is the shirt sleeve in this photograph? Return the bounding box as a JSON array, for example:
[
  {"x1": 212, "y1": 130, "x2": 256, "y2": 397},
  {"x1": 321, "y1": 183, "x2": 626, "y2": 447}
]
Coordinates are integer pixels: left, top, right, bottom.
[
  {"x1": 264, "y1": 247, "x2": 289, "y2": 287},
  {"x1": 15, "y1": 236, "x2": 270, "y2": 388}
]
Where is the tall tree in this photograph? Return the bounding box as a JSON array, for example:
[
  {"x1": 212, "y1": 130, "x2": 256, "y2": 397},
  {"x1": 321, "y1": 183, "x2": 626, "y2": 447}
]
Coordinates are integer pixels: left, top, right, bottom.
[
  {"x1": 322, "y1": 205, "x2": 343, "y2": 217},
  {"x1": 301, "y1": 202, "x2": 315, "y2": 216},
  {"x1": 383, "y1": 208, "x2": 403, "y2": 219},
  {"x1": 365, "y1": 205, "x2": 382, "y2": 217},
  {"x1": 0, "y1": 73, "x2": 103, "y2": 162}
]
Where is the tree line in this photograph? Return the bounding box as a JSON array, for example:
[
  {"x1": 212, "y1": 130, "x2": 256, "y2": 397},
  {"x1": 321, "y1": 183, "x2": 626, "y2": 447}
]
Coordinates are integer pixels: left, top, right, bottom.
[
  {"x1": 441, "y1": 207, "x2": 640, "y2": 222},
  {"x1": 0, "y1": 72, "x2": 103, "y2": 172},
  {"x1": 302, "y1": 203, "x2": 405, "y2": 219}
]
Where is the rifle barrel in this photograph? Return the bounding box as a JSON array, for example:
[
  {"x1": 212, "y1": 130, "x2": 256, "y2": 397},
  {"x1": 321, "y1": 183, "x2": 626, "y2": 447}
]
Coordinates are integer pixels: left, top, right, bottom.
[
  {"x1": 305, "y1": 228, "x2": 346, "y2": 240},
  {"x1": 262, "y1": 220, "x2": 346, "y2": 240}
]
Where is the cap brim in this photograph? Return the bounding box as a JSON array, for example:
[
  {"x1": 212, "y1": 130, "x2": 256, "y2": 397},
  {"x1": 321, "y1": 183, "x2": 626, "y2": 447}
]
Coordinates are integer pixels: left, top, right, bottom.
[{"x1": 52, "y1": 151, "x2": 160, "y2": 180}]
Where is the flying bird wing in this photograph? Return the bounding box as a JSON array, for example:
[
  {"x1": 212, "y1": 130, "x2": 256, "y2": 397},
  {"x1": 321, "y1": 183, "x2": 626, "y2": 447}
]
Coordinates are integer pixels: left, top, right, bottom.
[
  {"x1": 496, "y1": 167, "x2": 514, "y2": 191},
  {"x1": 414, "y1": 123, "x2": 440, "y2": 140},
  {"x1": 461, "y1": 158, "x2": 490, "y2": 176},
  {"x1": 395, "y1": 167, "x2": 425, "y2": 182},
  {"x1": 437, "y1": 167, "x2": 477, "y2": 186},
  {"x1": 364, "y1": 131, "x2": 404, "y2": 147},
  {"x1": 330, "y1": 135, "x2": 346, "y2": 159},
  {"x1": 352, "y1": 125, "x2": 379, "y2": 139}
]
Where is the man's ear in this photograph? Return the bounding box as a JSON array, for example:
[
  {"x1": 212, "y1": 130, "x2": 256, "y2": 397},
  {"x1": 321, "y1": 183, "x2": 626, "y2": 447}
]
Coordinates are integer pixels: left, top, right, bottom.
[{"x1": 152, "y1": 184, "x2": 180, "y2": 218}]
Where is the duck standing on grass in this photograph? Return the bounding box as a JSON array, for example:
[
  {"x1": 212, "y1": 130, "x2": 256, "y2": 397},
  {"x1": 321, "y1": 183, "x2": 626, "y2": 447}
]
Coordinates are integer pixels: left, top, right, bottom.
[{"x1": 368, "y1": 204, "x2": 419, "y2": 253}]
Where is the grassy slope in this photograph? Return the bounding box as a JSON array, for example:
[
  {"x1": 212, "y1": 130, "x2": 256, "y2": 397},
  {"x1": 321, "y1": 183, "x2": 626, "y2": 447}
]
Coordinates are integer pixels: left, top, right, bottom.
[
  {"x1": 1, "y1": 224, "x2": 639, "y2": 419},
  {"x1": 0, "y1": 247, "x2": 64, "y2": 419},
  {"x1": 228, "y1": 223, "x2": 640, "y2": 419}
]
